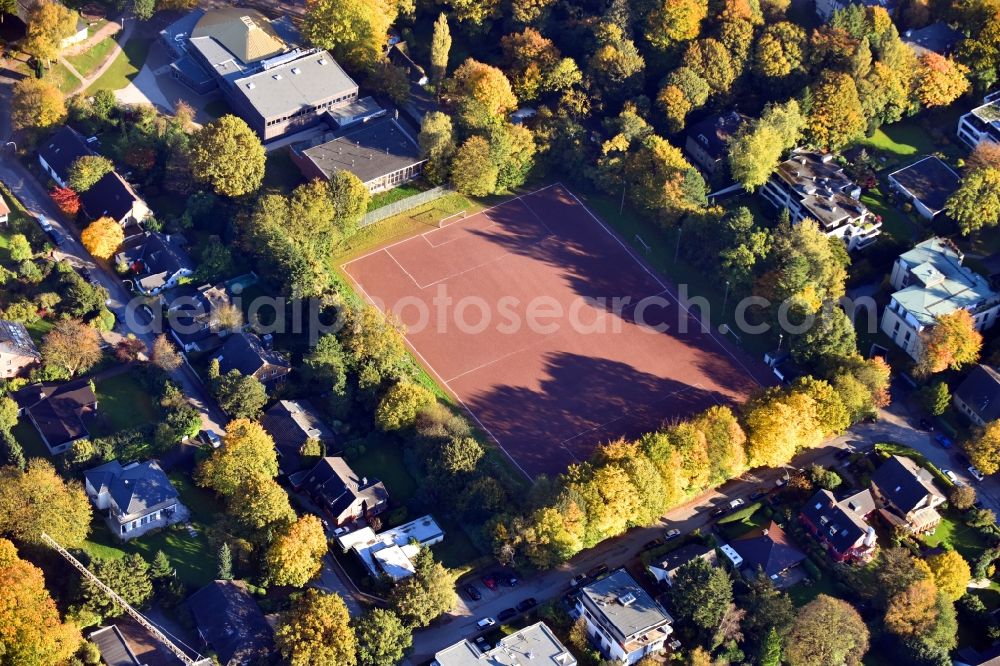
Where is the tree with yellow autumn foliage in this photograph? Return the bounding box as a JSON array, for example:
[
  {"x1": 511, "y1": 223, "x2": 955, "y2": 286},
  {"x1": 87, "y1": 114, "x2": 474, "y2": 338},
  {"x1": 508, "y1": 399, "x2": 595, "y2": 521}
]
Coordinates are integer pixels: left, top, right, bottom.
[{"x1": 81, "y1": 217, "x2": 124, "y2": 260}]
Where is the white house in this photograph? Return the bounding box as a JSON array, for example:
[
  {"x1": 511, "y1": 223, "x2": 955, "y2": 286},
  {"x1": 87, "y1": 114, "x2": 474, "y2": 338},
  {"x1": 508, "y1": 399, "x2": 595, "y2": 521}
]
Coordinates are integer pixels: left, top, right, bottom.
[
  {"x1": 83, "y1": 460, "x2": 188, "y2": 540},
  {"x1": 880, "y1": 238, "x2": 1000, "y2": 358},
  {"x1": 886, "y1": 156, "x2": 961, "y2": 220},
  {"x1": 432, "y1": 622, "x2": 577, "y2": 666},
  {"x1": 957, "y1": 92, "x2": 1000, "y2": 149},
  {"x1": 335, "y1": 515, "x2": 444, "y2": 581},
  {"x1": 759, "y1": 150, "x2": 881, "y2": 251},
  {"x1": 575, "y1": 568, "x2": 673, "y2": 664}
]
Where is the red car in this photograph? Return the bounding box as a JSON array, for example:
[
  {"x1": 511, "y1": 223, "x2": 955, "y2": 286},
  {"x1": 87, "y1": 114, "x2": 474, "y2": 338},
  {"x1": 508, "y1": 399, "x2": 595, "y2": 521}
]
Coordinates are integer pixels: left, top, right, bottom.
[{"x1": 481, "y1": 575, "x2": 498, "y2": 590}]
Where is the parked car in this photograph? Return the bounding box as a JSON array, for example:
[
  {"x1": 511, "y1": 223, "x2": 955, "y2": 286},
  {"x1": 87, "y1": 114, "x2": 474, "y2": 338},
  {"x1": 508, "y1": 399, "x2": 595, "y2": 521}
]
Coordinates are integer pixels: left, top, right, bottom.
[
  {"x1": 729, "y1": 498, "x2": 746, "y2": 509},
  {"x1": 969, "y1": 466, "x2": 985, "y2": 482},
  {"x1": 199, "y1": 430, "x2": 222, "y2": 448},
  {"x1": 935, "y1": 433, "x2": 953, "y2": 449},
  {"x1": 477, "y1": 617, "x2": 496, "y2": 629},
  {"x1": 37, "y1": 215, "x2": 53, "y2": 232},
  {"x1": 644, "y1": 537, "x2": 665, "y2": 551},
  {"x1": 710, "y1": 507, "x2": 727, "y2": 518},
  {"x1": 664, "y1": 528, "x2": 681, "y2": 540},
  {"x1": 481, "y1": 575, "x2": 498, "y2": 591},
  {"x1": 498, "y1": 571, "x2": 519, "y2": 587},
  {"x1": 749, "y1": 488, "x2": 768, "y2": 501},
  {"x1": 919, "y1": 418, "x2": 935, "y2": 431},
  {"x1": 48, "y1": 228, "x2": 66, "y2": 247},
  {"x1": 942, "y1": 469, "x2": 962, "y2": 485},
  {"x1": 497, "y1": 608, "x2": 517, "y2": 622},
  {"x1": 587, "y1": 564, "x2": 609, "y2": 579},
  {"x1": 570, "y1": 574, "x2": 587, "y2": 587},
  {"x1": 516, "y1": 598, "x2": 537, "y2": 612},
  {"x1": 332, "y1": 526, "x2": 350, "y2": 537},
  {"x1": 774, "y1": 477, "x2": 788, "y2": 487},
  {"x1": 463, "y1": 584, "x2": 482, "y2": 601},
  {"x1": 956, "y1": 452, "x2": 972, "y2": 467}
]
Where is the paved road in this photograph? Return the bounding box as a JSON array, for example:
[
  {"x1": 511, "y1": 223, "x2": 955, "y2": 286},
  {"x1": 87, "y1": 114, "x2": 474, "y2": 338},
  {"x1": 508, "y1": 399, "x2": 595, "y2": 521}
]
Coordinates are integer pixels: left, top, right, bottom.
[{"x1": 405, "y1": 380, "x2": 1000, "y2": 662}]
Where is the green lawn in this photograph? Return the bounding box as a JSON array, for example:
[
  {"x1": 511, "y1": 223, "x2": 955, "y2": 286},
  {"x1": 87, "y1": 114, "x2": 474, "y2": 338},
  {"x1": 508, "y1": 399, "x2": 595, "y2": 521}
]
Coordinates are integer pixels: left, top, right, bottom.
[
  {"x1": 80, "y1": 473, "x2": 222, "y2": 588},
  {"x1": 432, "y1": 515, "x2": 484, "y2": 570},
  {"x1": 859, "y1": 122, "x2": 936, "y2": 158},
  {"x1": 787, "y1": 574, "x2": 840, "y2": 607},
  {"x1": 66, "y1": 35, "x2": 117, "y2": 79},
  {"x1": 12, "y1": 419, "x2": 49, "y2": 460},
  {"x1": 716, "y1": 504, "x2": 769, "y2": 541},
  {"x1": 349, "y1": 436, "x2": 418, "y2": 504},
  {"x1": 366, "y1": 181, "x2": 429, "y2": 212},
  {"x1": 43, "y1": 61, "x2": 81, "y2": 94},
  {"x1": 860, "y1": 187, "x2": 917, "y2": 243},
  {"x1": 923, "y1": 511, "x2": 991, "y2": 562},
  {"x1": 86, "y1": 37, "x2": 152, "y2": 94},
  {"x1": 94, "y1": 373, "x2": 157, "y2": 432}
]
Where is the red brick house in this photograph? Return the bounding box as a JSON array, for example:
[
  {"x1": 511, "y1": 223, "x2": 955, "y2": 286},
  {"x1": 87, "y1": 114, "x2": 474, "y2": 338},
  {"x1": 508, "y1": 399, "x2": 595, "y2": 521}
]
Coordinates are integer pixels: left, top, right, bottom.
[{"x1": 799, "y1": 488, "x2": 878, "y2": 563}]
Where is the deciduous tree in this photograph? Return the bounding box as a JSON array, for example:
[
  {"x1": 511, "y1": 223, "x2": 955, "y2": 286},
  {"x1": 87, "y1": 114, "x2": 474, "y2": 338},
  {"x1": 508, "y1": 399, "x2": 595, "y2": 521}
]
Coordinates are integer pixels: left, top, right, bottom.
[
  {"x1": 67, "y1": 155, "x2": 113, "y2": 192},
  {"x1": 341, "y1": 305, "x2": 407, "y2": 390},
  {"x1": 23, "y1": 0, "x2": 78, "y2": 65},
  {"x1": 884, "y1": 578, "x2": 940, "y2": 637},
  {"x1": 753, "y1": 22, "x2": 808, "y2": 78},
  {"x1": 670, "y1": 558, "x2": 733, "y2": 631},
  {"x1": 275, "y1": 589, "x2": 357, "y2": 666},
  {"x1": 431, "y1": 13, "x2": 451, "y2": 86},
  {"x1": 0, "y1": 460, "x2": 91, "y2": 548},
  {"x1": 807, "y1": 70, "x2": 866, "y2": 150},
  {"x1": 266, "y1": 515, "x2": 330, "y2": 587},
  {"x1": 967, "y1": 420, "x2": 1000, "y2": 475},
  {"x1": 301, "y1": 0, "x2": 393, "y2": 72},
  {"x1": 451, "y1": 135, "x2": 498, "y2": 195},
  {"x1": 644, "y1": 0, "x2": 708, "y2": 51},
  {"x1": 189, "y1": 115, "x2": 265, "y2": 197},
  {"x1": 81, "y1": 216, "x2": 124, "y2": 260},
  {"x1": 945, "y1": 167, "x2": 1000, "y2": 235},
  {"x1": 784, "y1": 595, "x2": 869, "y2": 666},
  {"x1": 355, "y1": 608, "x2": 412, "y2": 666},
  {"x1": 328, "y1": 170, "x2": 369, "y2": 240},
  {"x1": 915, "y1": 309, "x2": 983, "y2": 376},
  {"x1": 0, "y1": 538, "x2": 81, "y2": 665},
  {"x1": 389, "y1": 549, "x2": 457, "y2": 627},
  {"x1": 728, "y1": 99, "x2": 804, "y2": 190},
  {"x1": 376, "y1": 381, "x2": 436, "y2": 430},
  {"x1": 418, "y1": 111, "x2": 457, "y2": 185},
  {"x1": 927, "y1": 550, "x2": 972, "y2": 601},
  {"x1": 446, "y1": 0, "x2": 501, "y2": 26},
  {"x1": 448, "y1": 59, "x2": 517, "y2": 130},
  {"x1": 212, "y1": 370, "x2": 268, "y2": 419},
  {"x1": 50, "y1": 186, "x2": 80, "y2": 216},
  {"x1": 150, "y1": 334, "x2": 182, "y2": 372},
  {"x1": 231, "y1": 476, "x2": 296, "y2": 533},
  {"x1": 920, "y1": 380, "x2": 950, "y2": 416},
  {"x1": 743, "y1": 389, "x2": 823, "y2": 467},
  {"x1": 12, "y1": 78, "x2": 66, "y2": 131},
  {"x1": 41, "y1": 319, "x2": 102, "y2": 378},
  {"x1": 196, "y1": 418, "x2": 279, "y2": 496},
  {"x1": 915, "y1": 53, "x2": 971, "y2": 108}
]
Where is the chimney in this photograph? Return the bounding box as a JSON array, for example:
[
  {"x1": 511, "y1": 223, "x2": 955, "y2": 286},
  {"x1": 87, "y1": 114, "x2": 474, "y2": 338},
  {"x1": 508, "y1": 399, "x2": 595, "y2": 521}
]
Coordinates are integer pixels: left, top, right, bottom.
[{"x1": 360, "y1": 476, "x2": 368, "y2": 487}]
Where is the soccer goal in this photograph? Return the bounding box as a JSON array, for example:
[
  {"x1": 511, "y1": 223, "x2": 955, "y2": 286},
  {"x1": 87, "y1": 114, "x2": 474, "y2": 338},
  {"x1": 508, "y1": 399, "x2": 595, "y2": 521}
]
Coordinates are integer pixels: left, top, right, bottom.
[
  {"x1": 634, "y1": 234, "x2": 652, "y2": 254},
  {"x1": 438, "y1": 210, "x2": 468, "y2": 228}
]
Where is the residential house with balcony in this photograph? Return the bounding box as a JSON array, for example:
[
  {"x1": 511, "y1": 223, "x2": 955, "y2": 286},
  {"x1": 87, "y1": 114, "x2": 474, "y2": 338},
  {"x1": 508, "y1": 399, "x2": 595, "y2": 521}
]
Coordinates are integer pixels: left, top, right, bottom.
[
  {"x1": 758, "y1": 150, "x2": 880, "y2": 251},
  {"x1": 957, "y1": 92, "x2": 1000, "y2": 149},
  {"x1": 432, "y1": 622, "x2": 577, "y2": 666},
  {"x1": 83, "y1": 460, "x2": 187, "y2": 540},
  {"x1": 799, "y1": 489, "x2": 878, "y2": 563},
  {"x1": 871, "y1": 455, "x2": 946, "y2": 534},
  {"x1": 880, "y1": 237, "x2": 1000, "y2": 358},
  {"x1": 334, "y1": 515, "x2": 444, "y2": 581},
  {"x1": 297, "y1": 455, "x2": 388, "y2": 525},
  {"x1": 166, "y1": 283, "x2": 236, "y2": 353},
  {"x1": 576, "y1": 568, "x2": 673, "y2": 665}
]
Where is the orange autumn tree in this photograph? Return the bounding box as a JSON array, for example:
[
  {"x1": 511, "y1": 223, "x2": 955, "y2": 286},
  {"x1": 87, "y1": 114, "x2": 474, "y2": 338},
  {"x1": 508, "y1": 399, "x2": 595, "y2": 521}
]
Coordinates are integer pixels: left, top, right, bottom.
[
  {"x1": 49, "y1": 186, "x2": 80, "y2": 216},
  {"x1": 80, "y1": 216, "x2": 124, "y2": 260},
  {"x1": 915, "y1": 53, "x2": 970, "y2": 108},
  {"x1": 916, "y1": 309, "x2": 983, "y2": 377}
]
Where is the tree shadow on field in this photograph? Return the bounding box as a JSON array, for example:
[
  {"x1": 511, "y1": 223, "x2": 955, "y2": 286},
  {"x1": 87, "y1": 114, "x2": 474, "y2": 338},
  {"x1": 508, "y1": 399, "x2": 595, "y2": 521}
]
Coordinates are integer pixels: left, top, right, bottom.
[{"x1": 464, "y1": 352, "x2": 727, "y2": 478}]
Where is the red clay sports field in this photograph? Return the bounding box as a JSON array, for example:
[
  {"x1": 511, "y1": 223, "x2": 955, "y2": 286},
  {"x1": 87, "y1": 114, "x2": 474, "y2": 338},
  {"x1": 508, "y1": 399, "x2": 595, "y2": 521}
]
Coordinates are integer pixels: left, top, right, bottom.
[{"x1": 343, "y1": 184, "x2": 771, "y2": 478}]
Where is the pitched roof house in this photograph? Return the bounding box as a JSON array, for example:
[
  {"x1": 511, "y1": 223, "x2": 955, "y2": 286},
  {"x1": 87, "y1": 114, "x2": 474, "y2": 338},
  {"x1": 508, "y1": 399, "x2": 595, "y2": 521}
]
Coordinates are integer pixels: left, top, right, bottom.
[
  {"x1": 683, "y1": 111, "x2": 748, "y2": 179},
  {"x1": 262, "y1": 399, "x2": 335, "y2": 475},
  {"x1": 37, "y1": 126, "x2": 91, "y2": 187},
  {"x1": 115, "y1": 232, "x2": 194, "y2": 296},
  {"x1": 575, "y1": 568, "x2": 673, "y2": 665},
  {"x1": 953, "y1": 364, "x2": 1000, "y2": 427},
  {"x1": 646, "y1": 542, "x2": 717, "y2": 586},
  {"x1": 298, "y1": 456, "x2": 388, "y2": 526},
  {"x1": 13, "y1": 379, "x2": 97, "y2": 454},
  {"x1": 730, "y1": 521, "x2": 806, "y2": 580},
  {"x1": 88, "y1": 626, "x2": 143, "y2": 666},
  {"x1": 799, "y1": 489, "x2": 878, "y2": 563},
  {"x1": 187, "y1": 580, "x2": 274, "y2": 666},
  {"x1": 903, "y1": 23, "x2": 966, "y2": 56},
  {"x1": 0, "y1": 194, "x2": 10, "y2": 225},
  {"x1": 84, "y1": 460, "x2": 185, "y2": 540},
  {"x1": 0, "y1": 319, "x2": 41, "y2": 378},
  {"x1": 167, "y1": 283, "x2": 236, "y2": 352},
  {"x1": 871, "y1": 455, "x2": 946, "y2": 534},
  {"x1": 79, "y1": 172, "x2": 150, "y2": 227},
  {"x1": 215, "y1": 331, "x2": 291, "y2": 385}
]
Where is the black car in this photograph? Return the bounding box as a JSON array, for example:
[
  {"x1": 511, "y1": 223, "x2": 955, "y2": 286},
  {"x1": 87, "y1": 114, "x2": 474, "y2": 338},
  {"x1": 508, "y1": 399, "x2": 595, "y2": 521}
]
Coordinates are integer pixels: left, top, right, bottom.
[
  {"x1": 956, "y1": 452, "x2": 972, "y2": 467},
  {"x1": 498, "y1": 571, "x2": 519, "y2": 587},
  {"x1": 463, "y1": 584, "x2": 482, "y2": 601},
  {"x1": 748, "y1": 488, "x2": 768, "y2": 501},
  {"x1": 516, "y1": 597, "x2": 537, "y2": 612},
  {"x1": 643, "y1": 537, "x2": 665, "y2": 551},
  {"x1": 919, "y1": 418, "x2": 935, "y2": 431},
  {"x1": 710, "y1": 507, "x2": 727, "y2": 518},
  {"x1": 497, "y1": 607, "x2": 518, "y2": 622},
  {"x1": 587, "y1": 563, "x2": 609, "y2": 578}
]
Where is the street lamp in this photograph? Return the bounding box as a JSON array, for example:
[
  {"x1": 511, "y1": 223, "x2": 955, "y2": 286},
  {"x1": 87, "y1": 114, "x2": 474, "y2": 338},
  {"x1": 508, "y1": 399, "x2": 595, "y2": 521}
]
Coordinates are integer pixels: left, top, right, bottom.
[
  {"x1": 722, "y1": 280, "x2": 730, "y2": 315},
  {"x1": 5, "y1": 141, "x2": 15, "y2": 153}
]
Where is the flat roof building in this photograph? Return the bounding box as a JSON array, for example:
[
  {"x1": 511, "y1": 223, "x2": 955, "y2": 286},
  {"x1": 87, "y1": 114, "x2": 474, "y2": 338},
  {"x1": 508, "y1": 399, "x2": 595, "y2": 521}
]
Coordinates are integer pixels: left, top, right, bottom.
[
  {"x1": 957, "y1": 94, "x2": 1000, "y2": 149},
  {"x1": 432, "y1": 622, "x2": 577, "y2": 666},
  {"x1": 290, "y1": 114, "x2": 426, "y2": 193},
  {"x1": 887, "y1": 156, "x2": 960, "y2": 220},
  {"x1": 335, "y1": 515, "x2": 444, "y2": 581}
]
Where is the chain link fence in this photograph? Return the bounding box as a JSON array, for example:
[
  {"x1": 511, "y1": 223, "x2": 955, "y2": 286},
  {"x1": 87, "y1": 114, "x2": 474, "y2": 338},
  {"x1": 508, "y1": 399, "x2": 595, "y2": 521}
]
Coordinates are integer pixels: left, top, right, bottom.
[{"x1": 359, "y1": 185, "x2": 454, "y2": 228}]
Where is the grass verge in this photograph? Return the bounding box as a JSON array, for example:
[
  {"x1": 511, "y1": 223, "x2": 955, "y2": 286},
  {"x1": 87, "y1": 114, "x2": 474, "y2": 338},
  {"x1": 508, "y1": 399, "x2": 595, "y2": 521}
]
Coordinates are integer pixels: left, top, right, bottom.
[
  {"x1": 67, "y1": 35, "x2": 117, "y2": 79},
  {"x1": 86, "y1": 37, "x2": 151, "y2": 94}
]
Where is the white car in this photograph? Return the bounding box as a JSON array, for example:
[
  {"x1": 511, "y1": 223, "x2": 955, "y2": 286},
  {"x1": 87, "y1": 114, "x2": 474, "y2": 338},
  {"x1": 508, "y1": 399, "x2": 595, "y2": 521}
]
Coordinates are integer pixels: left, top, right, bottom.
[
  {"x1": 729, "y1": 498, "x2": 746, "y2": 509},
  {"x1": 942, "y1": 469, "x2": 962, "y2": 486},
  {"x1": 969, "y1": 466, "x2": 985, "y2": 482},
  {"x1": 664, "y1": 528, "x2": 681, "y2": 540},
  {"x1": 477, "y1": 617, "x2": 496, "y2": 629}
]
